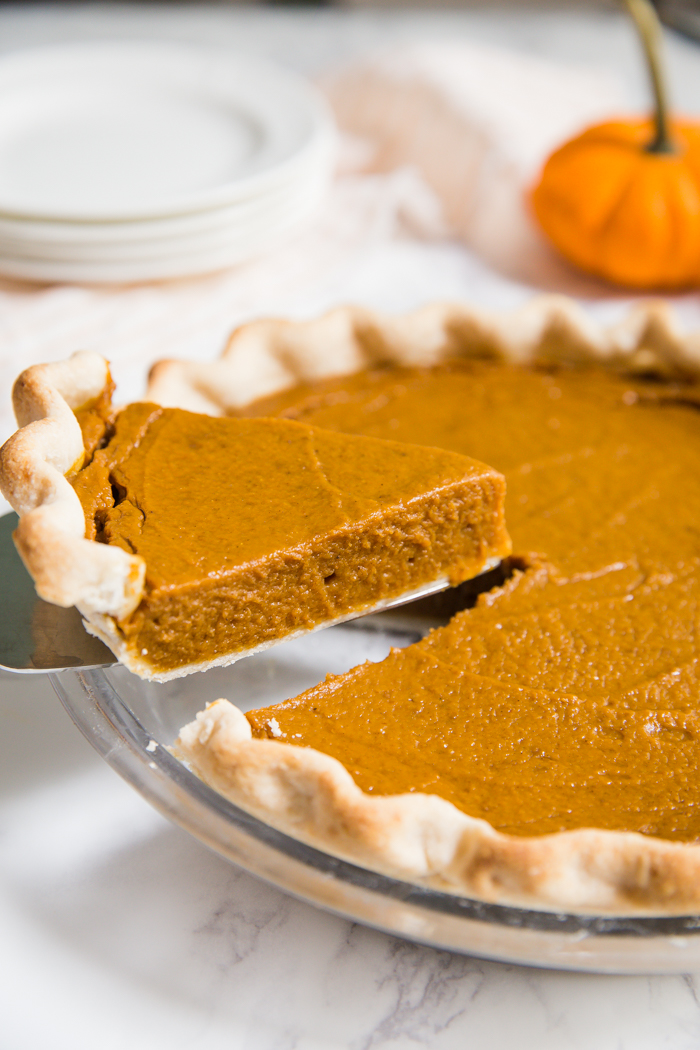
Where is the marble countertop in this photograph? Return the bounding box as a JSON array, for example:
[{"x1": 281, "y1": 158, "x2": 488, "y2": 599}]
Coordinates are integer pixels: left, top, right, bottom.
[{"x1": 3, "y1": 4, "x2": 700, "y2": 1048}]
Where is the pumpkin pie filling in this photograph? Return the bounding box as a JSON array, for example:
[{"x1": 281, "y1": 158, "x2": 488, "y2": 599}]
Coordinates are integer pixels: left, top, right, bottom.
[
  {"x1": 70, "y1": 401, "x2": 509, "y2": 675},
  {"x1": 244, "y1": 362, "x2": 700, "y2": 841}
]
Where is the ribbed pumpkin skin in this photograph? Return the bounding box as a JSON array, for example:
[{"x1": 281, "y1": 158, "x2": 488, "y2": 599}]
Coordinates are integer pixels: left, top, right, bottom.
[{"x1": 531, "y1": 118, "x2": 700, "y2": 290}]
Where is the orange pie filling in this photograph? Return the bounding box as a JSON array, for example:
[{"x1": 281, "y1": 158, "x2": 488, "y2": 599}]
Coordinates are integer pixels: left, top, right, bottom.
[
  {"x1": 244, "y1": 362, "x2": 700, "y2": 841},
  {"x1": 70, "y1": 400, "x2": 509, "y2": 675}
]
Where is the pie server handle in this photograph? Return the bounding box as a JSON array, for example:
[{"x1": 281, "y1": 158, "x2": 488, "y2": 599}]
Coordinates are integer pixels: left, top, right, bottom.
[{"x1": 0, "y1": 512, "x2": 115, "y2": 674}]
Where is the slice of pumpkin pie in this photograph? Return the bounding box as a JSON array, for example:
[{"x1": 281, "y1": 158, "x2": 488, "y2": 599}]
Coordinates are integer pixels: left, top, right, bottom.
[{"x1": 0, "y1": 353, "x2": 510, "y2": 681}]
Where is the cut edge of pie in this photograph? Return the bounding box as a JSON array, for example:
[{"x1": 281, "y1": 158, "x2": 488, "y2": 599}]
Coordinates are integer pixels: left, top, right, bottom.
[
  {"x1": 82, "y1": 563, "x2": 504, "y2": 684},
  {"x1": 156, "y1": 294, "x2": 700, "y2": 915}
]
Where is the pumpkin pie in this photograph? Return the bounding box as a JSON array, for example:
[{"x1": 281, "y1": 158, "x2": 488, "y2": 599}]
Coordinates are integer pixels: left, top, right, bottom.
[
  {"x1": 0, "y1": 354, "x2": 509, "y2": 681},
  {"x1": 172, "y1": 299, "x2": 700, "y2": 913}
]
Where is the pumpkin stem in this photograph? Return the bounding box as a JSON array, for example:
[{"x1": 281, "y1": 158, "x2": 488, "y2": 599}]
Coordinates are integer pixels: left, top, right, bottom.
[{"x1": 624, "y1": 0, "x2": 675, "y2": 153}]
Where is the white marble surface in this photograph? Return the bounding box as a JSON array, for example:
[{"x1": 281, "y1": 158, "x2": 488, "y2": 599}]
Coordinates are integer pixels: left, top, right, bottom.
[{"x1": 4, "y1": 4, "x2": 700, "y2": 1047}]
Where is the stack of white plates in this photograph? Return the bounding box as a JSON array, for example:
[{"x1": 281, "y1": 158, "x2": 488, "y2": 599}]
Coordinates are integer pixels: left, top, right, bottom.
[{"x1": 0, "y1": 42, "x2": 335, "y2": 283}]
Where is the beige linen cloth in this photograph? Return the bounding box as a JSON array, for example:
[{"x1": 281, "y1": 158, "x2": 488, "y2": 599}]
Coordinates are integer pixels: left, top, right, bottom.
[{"x1": 2, "y1": 39, "x2": 699, "y2": 514}]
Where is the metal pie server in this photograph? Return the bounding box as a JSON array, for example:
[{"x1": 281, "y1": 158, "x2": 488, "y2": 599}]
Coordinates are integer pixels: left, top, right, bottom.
[
  {"x1": 0, "y1": 511, "x2": 114, "y2": 673},
  {"x1": 1, "y1": 511, "x2": 502, "y2": 675}
]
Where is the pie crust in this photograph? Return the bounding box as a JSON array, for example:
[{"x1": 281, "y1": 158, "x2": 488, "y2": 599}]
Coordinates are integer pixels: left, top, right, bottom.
[
  {"x1": 176, "y1": 697, "x2": 700, "y2": 913},
  {"x1": 167, "y1": 295, "x2": 700, "y2": 914},
  {"x1": 0, "y1": 352, "x2": 145, "y2": 620},
  {"x1": 147, "y1": 294, "x2": 700, "y2": 414}
]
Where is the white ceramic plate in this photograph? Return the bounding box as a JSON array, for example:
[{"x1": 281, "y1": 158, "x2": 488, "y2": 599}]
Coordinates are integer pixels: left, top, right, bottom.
[
  {"x1": 0, "y1": 42, "x2": 334, "y2": 222},
  {"x1": 0, "y1": 174, "x2": 327, "y2": 266},
  {"x1": 0, "y1": 139, "x2": 331, "y2": 247},
  {"x1": 0, "y1": 215, "x2": 308, "y2": 283},
  {"x1": 0, "y1": 43, "x2": 334, "y2": 281}
]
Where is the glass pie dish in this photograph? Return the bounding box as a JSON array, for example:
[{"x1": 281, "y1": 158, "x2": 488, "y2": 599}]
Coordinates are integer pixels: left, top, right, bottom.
[{"x1": 48, "y1": 619, "x2": 700, "y2": 975}]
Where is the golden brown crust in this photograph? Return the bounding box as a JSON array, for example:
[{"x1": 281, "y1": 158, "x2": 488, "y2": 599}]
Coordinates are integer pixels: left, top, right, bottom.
[
  {"x1": 147, "y1": 295, "x2": 700, "y2": 413},
  {"x1": 0, "y1": 353, "x2": 145, "y2": 618},
  {"x1": 175, "y1": 699, "x2": 700, "y2": 915}
]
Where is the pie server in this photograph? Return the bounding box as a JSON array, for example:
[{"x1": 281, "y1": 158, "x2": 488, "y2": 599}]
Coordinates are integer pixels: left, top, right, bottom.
[{"x1": 0, "y1": 511, "x2": 498, "y2": 675}]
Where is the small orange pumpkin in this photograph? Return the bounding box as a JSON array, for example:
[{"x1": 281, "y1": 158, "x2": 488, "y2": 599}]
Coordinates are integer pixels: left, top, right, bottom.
[{"x1": 531, "y1": 0, "x2": 700, "y2": 290}]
